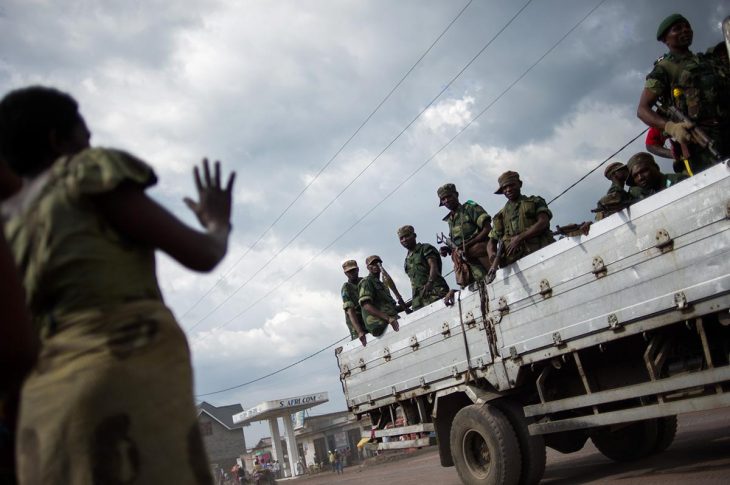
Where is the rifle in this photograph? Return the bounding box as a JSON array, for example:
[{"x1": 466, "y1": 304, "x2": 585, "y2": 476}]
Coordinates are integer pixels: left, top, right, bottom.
[
  {"x1": 436, "y1": 232, "x2": 465, "y2": 259},
  {"x1": 486, "y1": 240, "x2": 504, "y2": 284},
  {"x1": 553, "y1": 222, "x2": 592, "y2": 237},
  {"x1": 378, "y1": 263, "x2": 412, "y2": 313},
  {"x1": 655, "y1": 99, "x2": 721, "y2": 175}
]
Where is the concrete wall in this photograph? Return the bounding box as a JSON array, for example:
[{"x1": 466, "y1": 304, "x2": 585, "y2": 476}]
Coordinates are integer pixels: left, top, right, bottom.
[{"x1": 199, "y1": 414, "x2": 246, "y2": 471}]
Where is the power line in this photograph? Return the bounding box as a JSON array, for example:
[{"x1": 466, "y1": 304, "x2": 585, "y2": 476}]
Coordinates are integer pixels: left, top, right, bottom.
[
  {"x1": 180, "y1": 0, "x2": 475, "y2": 321},
  {"x1": 547, "y1": 128, "x2": 648, "y2": 206},
  {"x1": 185, "y1": 0, "x2": 536, "y2": 332},
  {"x1": 190, "y1": 0, "x2": 608, "y2": 346},
  {"x1": 195, "y1": 335, "x2": 349, "y2": 397},
  {"x1": 194, "y1": 133, "x2": 640, "y2": 397}
]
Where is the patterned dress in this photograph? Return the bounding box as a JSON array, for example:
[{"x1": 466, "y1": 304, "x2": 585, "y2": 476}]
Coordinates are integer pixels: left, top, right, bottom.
[{"x1": 2, "y1": 148, "x2": 213, "y2": 485}]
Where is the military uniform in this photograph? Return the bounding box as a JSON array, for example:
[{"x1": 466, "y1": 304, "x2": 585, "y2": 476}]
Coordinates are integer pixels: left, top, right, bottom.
[
  {"x1": 594, "y1": 162, "x2": 632, "y2": 219},
  {"x1": 341, "y1": 278, "x2": 363, "y2": 340},
  {"x1": 490, "y1": 195, "x2": 554, "y2": 265},
  {"x1": 358, "y1": 274, "x2": 398, "y2": 337},
  {"x1": 442, "y1": 200, "x2": 491, "y2": 280},
  {"x1": 628, "y1": 173, "x2": 685, "y2": 201},
  {"x1": 645, "y1": 49, "x2": 730, "y2": 172},
  {"x1": 404, "y1": 242, "x2": 449, "y2": 310}
]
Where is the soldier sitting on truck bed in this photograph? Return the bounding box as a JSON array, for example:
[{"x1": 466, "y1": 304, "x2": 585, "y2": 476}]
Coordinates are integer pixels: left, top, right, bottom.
[
  {"x1": 398, "y1": 225, "x2": 450, "y2": 311},
  {"x1": 358, "y1": 255, "x2": 402, "y2": 337},
  {"x1": 626, "y1": 152, "x2": 686, "y2": 202},
  {"x1": 437, "y1": 183, "x2": 492, "y2": 284},
  {"x1": 488, "y1": 171, "x2": 554, "y2": 269},
  {"x1": 341, "y1": 259, "x2": 367, "y2": 346}
]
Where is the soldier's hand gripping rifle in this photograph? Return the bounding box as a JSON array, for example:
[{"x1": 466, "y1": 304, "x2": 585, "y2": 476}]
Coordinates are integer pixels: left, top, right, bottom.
[
  {"x1": 437, "y1": 232, "x2": 464, "y2": 259},
  {"x1": 378, "y1": 262, "x2": 412, "y2": 314},
  {"x1": 486, "y1": 240, "x2": 504, "y2": 284},
  {"x1": 655, "y1": 98, "x2": 721, "y2": 175}
]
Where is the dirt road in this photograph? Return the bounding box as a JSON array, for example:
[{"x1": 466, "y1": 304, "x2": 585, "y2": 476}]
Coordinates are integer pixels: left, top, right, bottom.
[{"x1": 292, "y1": 408, "x2": 730, "y2": 484}]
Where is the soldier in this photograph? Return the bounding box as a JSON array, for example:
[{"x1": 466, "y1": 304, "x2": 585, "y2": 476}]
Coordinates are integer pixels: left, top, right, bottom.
[
  {"x1": 358, "y1": 255, "x2": 402, "y2": 337},
  {"x1": 488, "y1": 171, "x2": 554, "y2": 270},
  {"x1": 340, "y1": 259, "x2": 367, "y2": 346},
  {"x1": 398, "y1": 225, "x2": 449, "y2": 311},
  {"x1": 437, "y1": 183, "x2": 492, "y2": 285},
  {"x1": 626, "y1": 152, "x2": 686, "y2": 202},
  {"x1": 593, "y1": 162, "x2": 632, "y2": 220},
  {"x1": 637, "y1": 13, "x2": 730, "y2": 174}
]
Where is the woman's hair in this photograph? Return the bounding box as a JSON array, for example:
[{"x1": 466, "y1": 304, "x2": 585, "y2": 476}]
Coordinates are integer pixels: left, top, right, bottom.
[{"x1": 0, "y1": 86, "x2": 82, "y2": 176}]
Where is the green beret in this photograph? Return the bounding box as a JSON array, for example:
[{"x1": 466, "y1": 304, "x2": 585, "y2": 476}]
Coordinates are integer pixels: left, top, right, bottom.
[
  {"x1": 396, "y1": 225, "x2": 415, "y2": 238},
  {"x1": 657, "y1": 13, "x2": 688, "y2": 41}
]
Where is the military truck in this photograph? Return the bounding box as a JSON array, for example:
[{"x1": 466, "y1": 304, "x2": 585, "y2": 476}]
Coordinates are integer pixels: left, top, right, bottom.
[{"x1": 335, "y1": 161, "x2": 730, "y2": 484}]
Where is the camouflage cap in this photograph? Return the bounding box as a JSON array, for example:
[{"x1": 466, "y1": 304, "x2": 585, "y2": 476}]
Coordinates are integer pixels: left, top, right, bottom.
[
  {"x1": 397, "y1": 225, "x2": 415, "y2": 238},
  {"x1": 365, "y1": 255, "x2": 382, "y2": 266},
  {"x1": 342, "y1": 259, "x2": 358, "y2": 272},
  {"x1": 437, "y1": 183, "x2": 457, "y2": 206},
  {"x1": 604, "y1": 161, "x2": 628, "y2": 180},
  {"x1": 656, "y1": 13, "x2": 688, "y2": 41},
  {"x1": 627, "y1": 152, "x2": 658, "y2": 172},
  {"x1": 495, "y1": 171, "x2": 522, "y2": 194}
]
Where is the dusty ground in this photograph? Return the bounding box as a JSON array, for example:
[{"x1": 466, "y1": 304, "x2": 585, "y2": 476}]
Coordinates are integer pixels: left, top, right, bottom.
[{"x1": 288, "y1": 407, "x2": 730, "y2": 484}]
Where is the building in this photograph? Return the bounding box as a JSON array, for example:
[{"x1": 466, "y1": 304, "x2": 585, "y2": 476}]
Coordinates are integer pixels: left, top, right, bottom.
[
  {"x1": 197, "y1": 401, "x2": 248, "y2": 474},
  {"x1": 295, "y1": 410, "x2": 371, "y2": 470}
]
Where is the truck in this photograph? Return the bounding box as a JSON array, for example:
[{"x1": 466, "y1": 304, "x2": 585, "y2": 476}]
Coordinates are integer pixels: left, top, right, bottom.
[{"x1": 335, "y1": 161, "x2": 730, "y2": 484}]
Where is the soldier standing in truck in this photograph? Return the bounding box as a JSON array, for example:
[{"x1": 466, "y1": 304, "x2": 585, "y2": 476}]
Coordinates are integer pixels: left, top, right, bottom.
[
  {"x1": 437, "y1": 183, "x2": 492, "y2": 285},
  {"x1": 488, "y1": 171, "x2": 554, "y2": 269},
  {"x1": 637, "y1": 13, "x2": 730, "y2": 174}
]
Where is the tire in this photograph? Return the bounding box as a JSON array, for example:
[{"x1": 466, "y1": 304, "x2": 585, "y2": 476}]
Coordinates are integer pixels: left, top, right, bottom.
[
  {"x1": 591, "y1": 419, "x2": 659, "y2": 462},
  {"x1": 450, "y1": 404, "x2": 522, "y2": 485},
  {"x1": 543, "y1": 430, "x2": 588, "y2": 454},
  {"x1": 653, "y1": 416, "x2": 678, "y2": 453},
  {"x1": 493, "y1": 400, "x2": 546, "y2": 485}
]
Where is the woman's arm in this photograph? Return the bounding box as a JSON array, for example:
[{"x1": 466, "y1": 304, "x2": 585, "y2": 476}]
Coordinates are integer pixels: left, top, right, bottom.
[{"x1": 94, "y1": 159, "x2": 236, "y2": 272}]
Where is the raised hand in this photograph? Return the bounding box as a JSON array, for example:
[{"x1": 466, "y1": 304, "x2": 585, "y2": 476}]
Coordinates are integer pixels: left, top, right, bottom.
[{"x1": 183, "y1": 158, "x2": 236, "y2": 232}]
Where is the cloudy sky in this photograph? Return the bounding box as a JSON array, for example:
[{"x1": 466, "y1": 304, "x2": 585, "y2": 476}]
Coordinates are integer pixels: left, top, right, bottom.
[{"x1": 2, "y1": 0, "x2": 727, "y2": 445}]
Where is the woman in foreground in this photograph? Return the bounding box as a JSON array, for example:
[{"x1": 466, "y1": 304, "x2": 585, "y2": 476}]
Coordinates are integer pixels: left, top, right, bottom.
[{"x1": 0, "y1": 86, "x2": 235, "y2": 485}]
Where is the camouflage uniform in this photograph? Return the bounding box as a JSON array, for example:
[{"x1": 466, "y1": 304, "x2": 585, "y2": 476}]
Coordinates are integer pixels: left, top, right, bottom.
[
  {"x1": 645, "y1": 51, "x2": 730, "y2": 172},
  {"x1": 628, "y1": 173, "x2": 685, "y2": 201},
  {"x1": 341, "y1": 278, "x2": 363, "y2": 340},
  {"x1": 358, "y1": 274, "x2": 398, "y2": 337},
  {"x1": 489, "y1": 195, "x2": 554, "y2": 266},
  {"x1": 594, "y1": 162, "x2": 632, "y2": 220},
  {"x1": 442, "y1": 201, "x2": 491, "y2": 280},
  {"x1": 404, "y1": 242, "x2": 449, "y2": 310}
]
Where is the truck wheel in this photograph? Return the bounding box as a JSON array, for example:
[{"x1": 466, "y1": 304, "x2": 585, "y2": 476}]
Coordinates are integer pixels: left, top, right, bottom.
[
  {"x1": 591, "y1": 419, "x2": 658, "y2": 462},
  {"x1": 450, "y1": 404, "x2": 522, "y2": 485},
  {"x1": 493, "y1": 400, "x2": 546, "y2": 485},
  {"x1": 653, "y1": 416, "x2": 678, "y2": 453}
]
